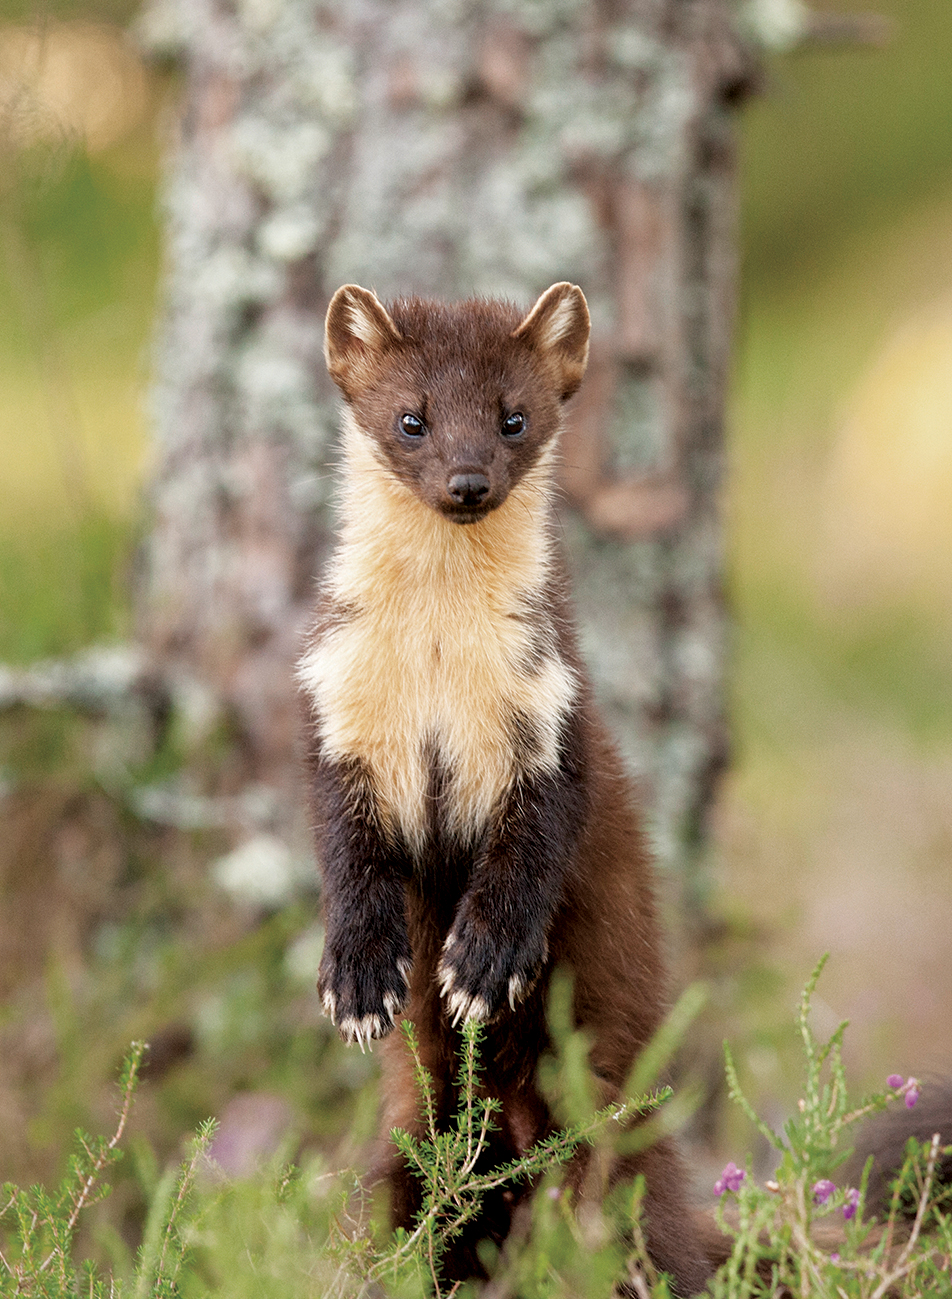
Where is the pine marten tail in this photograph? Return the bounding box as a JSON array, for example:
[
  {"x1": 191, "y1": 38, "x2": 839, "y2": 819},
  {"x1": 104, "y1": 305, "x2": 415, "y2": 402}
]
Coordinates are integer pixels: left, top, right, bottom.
[{"x1": 843, "y1": 1077, "x2": 952, "y2": 1217}]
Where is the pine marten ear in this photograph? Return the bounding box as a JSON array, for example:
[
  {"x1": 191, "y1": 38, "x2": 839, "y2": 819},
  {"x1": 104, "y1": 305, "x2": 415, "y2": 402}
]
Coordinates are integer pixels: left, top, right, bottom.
[
  {"x1": 325, "y1": 285, "x2": 403, "y2": 398},
  {"x1": 512, "y1": 282, "x2": 590, "y2": 400}
]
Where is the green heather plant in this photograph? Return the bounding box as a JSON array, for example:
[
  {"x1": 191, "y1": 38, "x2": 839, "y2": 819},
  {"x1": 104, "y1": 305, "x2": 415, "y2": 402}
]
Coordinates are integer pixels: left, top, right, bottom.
[
  {"x1": 710, "y1": 956, "x2": 952, "y2": 1297},
  {"x1": 3, "y1": 962, "x2": 950, "y2": 1297},
  {"x1": 330, "y1": 1018, "x2": 671, "y2": 1298},
  {"x1": 0, "y1": 1043, "x2": 213, "y2": 1298}
]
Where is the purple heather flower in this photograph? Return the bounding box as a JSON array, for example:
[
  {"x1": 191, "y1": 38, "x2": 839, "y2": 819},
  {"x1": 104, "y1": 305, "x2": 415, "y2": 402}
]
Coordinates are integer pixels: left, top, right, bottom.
[
  {"x1": 812, "y1": 1179, "x2": 836, "y2": 1206},
  {"x1": 888, "y1": 1075, "x2": 921, "y2": 1108},
  {"x1": 830, "y1": 1253, "x2": 841, "y2": 1263},
  {"x1": 843, "y1": 1188, "x2": 861, "y2": 1221},
  {"x1": 714, "y1": 1162, "x2": 745, "y2": 1196}
]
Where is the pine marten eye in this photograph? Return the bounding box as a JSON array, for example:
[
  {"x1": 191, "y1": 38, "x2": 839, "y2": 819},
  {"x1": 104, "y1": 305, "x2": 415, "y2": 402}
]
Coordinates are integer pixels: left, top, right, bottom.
[
  {"x1": 399, "y1": 412, "x2": 426, "y2": 438},
  {"x1": 501, "y1": 411, "x2": 526, "y2": 438}
]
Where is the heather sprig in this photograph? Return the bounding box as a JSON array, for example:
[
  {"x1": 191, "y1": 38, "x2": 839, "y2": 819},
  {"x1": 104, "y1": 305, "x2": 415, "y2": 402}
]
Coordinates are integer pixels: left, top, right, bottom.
[
  {"x1": 711, "y1": 957, "x2": 952, "y2": 1298},
  {"x1": 359, "y1": 1017, "x2": 667, "y2": 1298},
  {"x1": 0, "y1": 1044, "x2": 219, "y2": 1299},
  {"x1": 0, "y1": 1042, "x2": 146, "y2": 1297}
]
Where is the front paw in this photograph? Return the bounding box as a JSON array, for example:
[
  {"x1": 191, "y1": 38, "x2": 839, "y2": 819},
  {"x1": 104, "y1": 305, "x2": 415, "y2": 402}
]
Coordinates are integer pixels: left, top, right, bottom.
[
  {"x1": 436, "y1": 909, "x2": 547, "y2": 1027},
  {"x1": 318, "y1": 937, "x2": 411, "y2": 1049}
]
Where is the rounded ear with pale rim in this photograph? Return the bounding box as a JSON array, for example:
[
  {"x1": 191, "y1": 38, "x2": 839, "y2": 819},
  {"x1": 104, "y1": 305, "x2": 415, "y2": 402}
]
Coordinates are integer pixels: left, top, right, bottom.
[
  {"x1": 512, "y1": 282, "x2": 590, "y2": 399},
  {"x1": 324, "y1": 284, "x2": 403, "y2": 397}
]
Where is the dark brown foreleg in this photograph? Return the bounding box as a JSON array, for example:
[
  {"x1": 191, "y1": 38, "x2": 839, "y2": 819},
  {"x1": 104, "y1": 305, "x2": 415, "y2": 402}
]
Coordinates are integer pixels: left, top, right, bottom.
[
  {"x1": 303, "y1": 739, "x2": 414, "y2": 1045},
  {"x1": 436, "y1": 718, "x2": 588, "y2": 1026}
]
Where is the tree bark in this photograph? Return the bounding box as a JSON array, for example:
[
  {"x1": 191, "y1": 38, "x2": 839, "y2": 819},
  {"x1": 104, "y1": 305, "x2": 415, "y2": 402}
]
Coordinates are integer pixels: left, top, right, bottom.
[{"x1": 137, "y1": 0, "x2": 749, "y2": 918}]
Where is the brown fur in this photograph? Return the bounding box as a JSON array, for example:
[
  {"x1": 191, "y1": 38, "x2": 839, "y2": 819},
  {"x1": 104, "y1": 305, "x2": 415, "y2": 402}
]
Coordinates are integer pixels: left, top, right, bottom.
[{"x1": 298, "y1": 284, "x2": 715, "y2": 1293}]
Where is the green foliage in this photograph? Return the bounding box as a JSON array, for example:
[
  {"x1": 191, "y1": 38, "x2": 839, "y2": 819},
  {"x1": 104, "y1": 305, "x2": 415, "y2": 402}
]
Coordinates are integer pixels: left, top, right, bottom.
[
  {"x1": 4, "y1": 966, "x2": 952, "y2": 1298},
  {"x1": 712, "y1": 956, "x2": 952, "y2": 1297},
  {"x1": 723, "y1": 954, "x2": 885, "y2": 1168},
  {"x1": 0, "y1": 1043, "x2": 212, "y2": 1298},
  {"x1": 0, "y1": 1016, "x2": 672, "y2": 1299},
  {"x1": 355, "y1": 1019, "x2": 667, "y2": 1298}
]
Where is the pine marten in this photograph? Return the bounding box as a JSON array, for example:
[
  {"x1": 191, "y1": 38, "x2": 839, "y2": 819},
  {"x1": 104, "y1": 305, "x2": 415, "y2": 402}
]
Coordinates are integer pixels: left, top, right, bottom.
[{"x1": 297, "y1": 282, "x2": 713, "y2": 1293}]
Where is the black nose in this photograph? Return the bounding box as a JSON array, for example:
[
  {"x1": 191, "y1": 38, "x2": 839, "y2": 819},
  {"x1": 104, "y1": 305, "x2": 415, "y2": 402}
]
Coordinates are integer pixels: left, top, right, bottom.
[{"x1": 447, "y1": 473, "x2": 490, "y2": 506}]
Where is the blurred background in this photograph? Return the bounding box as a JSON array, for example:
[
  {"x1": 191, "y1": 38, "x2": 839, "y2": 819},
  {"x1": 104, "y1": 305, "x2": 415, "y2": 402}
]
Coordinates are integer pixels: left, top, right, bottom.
[
  {"x1": 723, "y1": 0, "x2": 952, "y2": 1119},
  {"x1": 0, "y1": 0, "x2": 950, "y2": 1205}
]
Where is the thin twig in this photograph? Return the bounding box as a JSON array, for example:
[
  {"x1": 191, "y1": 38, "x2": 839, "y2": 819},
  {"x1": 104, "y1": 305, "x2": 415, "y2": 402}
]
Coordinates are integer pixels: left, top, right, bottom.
[
  {"x1": 37, "y1": 1046, "x2": 145, "y2": 1275},
  {"x1": 153, "y1": 1133, "x2": 208, "y2": 1284},
  {"x1": 870, "y1": 1133, "x2": 941, "y2": 1299}
]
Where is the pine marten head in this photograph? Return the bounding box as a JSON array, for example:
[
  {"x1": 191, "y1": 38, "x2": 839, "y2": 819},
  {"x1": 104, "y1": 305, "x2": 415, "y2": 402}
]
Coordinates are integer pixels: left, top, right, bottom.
[{"x1": 324, "y1": 283, "x2": 590, "y2": 525}]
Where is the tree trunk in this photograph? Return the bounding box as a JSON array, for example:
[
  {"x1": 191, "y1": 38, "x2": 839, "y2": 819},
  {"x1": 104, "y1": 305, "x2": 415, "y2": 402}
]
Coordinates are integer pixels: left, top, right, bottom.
[{"x1": 137, "y1": 0, "x2": 749, "y2": 918}]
